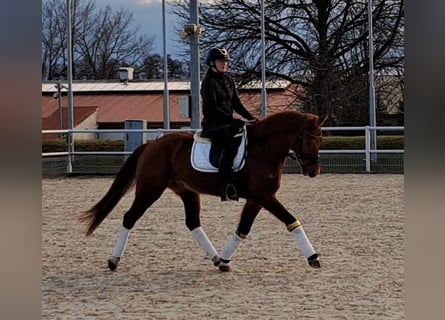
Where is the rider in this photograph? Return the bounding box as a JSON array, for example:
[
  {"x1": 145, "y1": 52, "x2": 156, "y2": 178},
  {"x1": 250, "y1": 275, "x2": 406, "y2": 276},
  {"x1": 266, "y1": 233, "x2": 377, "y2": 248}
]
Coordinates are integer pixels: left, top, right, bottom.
[{"x1": 200, "y1": 47, "x2": 257, "y2": 201}]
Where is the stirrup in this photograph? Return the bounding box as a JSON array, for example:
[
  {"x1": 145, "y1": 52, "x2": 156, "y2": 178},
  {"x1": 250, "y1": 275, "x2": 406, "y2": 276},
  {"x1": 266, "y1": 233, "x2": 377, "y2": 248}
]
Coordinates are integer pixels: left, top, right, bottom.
[{"x1": 221, "y1": 183, "x2": 239, "y2": 201}]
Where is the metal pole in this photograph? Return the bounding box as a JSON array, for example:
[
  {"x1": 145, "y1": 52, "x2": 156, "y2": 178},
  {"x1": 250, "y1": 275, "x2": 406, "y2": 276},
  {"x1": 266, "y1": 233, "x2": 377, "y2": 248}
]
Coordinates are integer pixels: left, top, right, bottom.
[
  {"x1": 367, "y1": 0, "x2": 377, "y2": 163},
  {"x1": 260, "y1": 0, "x2": 267, "y2": 117},
  {"x1": 365, "y1": 126, "x2": 371, "y2": 172},
  {"x1": 66, "y1": 0, "x2": 74, "y2": 173},
  {"x1": 162, "y1": 0, "x2": 170, "y2": 129},
  {"x1": 189, "y1": 0, "x2": 201, "y2": 129},
  {"x1": 56, "y1": 80, "x2": 63, "y2": 139}
]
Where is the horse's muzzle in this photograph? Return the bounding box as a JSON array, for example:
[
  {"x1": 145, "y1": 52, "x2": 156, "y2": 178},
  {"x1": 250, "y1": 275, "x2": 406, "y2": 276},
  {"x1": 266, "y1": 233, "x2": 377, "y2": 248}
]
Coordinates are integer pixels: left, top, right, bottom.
[
  {"x1": 302, "y1": 164, "x2": 320, "y2": 177},
  {"x1": 294, "y1": 153, "x2": 320, "y2": 178}
]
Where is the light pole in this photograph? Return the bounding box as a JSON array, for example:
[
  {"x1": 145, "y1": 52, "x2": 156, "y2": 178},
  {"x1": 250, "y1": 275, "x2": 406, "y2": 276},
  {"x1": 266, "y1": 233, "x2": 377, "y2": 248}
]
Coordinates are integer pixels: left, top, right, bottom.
[
  {"x1": 178, "y1": 1, "x2": 202, "y2": 128},
  {"x1": 368, "y1": 0, "x2": 377, "y2": 163},
  {"x1": 54, "y1": 79, "x2": 67, "y2": 139},
  {"x1": 66, "y1": 0, "x2": 74, "y2": 172},
  {"x1": 260, "y1": 0, "x2": 267, "y2": 118},
  {"x1": 189, "y1": 0, "x2": 201, "y2": 129},
  {"x1": 162, "y1": 0, "x2": 170, "y2": 129}
]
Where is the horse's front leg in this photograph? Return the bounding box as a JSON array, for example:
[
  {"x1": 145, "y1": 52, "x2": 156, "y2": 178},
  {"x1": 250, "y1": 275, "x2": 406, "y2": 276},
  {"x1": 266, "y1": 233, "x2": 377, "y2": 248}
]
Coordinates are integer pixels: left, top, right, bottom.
[
  {"x1": 256, "y1": 195, "x2": 321, "y2": 269},
  {"x1": 218, "y1": 200, "x2": 262, "y2": 272}
]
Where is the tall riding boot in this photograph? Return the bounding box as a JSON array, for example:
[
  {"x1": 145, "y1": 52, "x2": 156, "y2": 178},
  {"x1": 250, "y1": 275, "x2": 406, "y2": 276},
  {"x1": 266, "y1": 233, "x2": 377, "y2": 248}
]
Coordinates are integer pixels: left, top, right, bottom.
[{"x1": 218, "y1": 150, "x2": 238, "y2": 201}]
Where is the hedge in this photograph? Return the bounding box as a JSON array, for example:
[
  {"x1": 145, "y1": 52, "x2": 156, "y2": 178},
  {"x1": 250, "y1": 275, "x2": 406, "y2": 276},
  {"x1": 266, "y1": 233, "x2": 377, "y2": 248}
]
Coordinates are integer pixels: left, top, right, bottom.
[
  {"x1": 42, "y1": 136, "x2": 404, "y2": 153},
  {"x1": 42, "y1": 139, "x2": 125, "y2": 153},
  {"x1": 320, "y1": 135, "x2": 404, "y2": 150}
]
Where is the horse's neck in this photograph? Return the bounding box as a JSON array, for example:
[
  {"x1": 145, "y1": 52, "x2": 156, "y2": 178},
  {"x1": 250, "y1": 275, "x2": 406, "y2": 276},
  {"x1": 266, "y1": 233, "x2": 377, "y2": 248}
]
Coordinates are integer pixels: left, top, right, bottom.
[
  {"x1": 263, "y1": 132, "x2": 293, "y2": 158},
  {"x1": 249, "y1": 120, "x2": 296, "y2": 160}
]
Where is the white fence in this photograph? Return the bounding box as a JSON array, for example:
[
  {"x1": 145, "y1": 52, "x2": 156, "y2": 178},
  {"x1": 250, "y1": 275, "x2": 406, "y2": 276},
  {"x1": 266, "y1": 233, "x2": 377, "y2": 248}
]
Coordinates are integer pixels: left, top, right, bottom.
[
  {"x1": 321, "y1": 126, "x2": 404, "y2": 172},
  {"x1": 42, "y1": 126, "x2": 404, "y2": 174}
]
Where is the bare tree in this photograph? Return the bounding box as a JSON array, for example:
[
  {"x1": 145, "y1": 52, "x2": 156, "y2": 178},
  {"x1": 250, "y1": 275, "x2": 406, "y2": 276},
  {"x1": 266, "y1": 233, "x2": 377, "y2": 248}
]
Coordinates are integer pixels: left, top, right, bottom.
[
  {"x1": 42, "y1": 0, "x2": 156, "y2": 80},
  {"x1": 171, "y1": 0, "x2": 404, "y2": 126},
  {"x1": 41, "y1": 0, "x2": 70, "y2": 80}
]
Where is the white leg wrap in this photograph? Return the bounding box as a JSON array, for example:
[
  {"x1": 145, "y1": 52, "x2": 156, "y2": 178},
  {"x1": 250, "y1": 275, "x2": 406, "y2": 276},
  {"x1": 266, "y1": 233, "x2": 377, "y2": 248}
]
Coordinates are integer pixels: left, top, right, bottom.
[
  {"x1": 220, "y1": 233, "x2": 243, "y2": 261},
  {"x1": 112, "y1": 225, "x2": 130, "y2": 258},
  {"x1": 191, "y1": 227, "x2": 218, "y2": 260},
  {"x1": 291, "y1": 226, "x2": 316, "y2": 258}
]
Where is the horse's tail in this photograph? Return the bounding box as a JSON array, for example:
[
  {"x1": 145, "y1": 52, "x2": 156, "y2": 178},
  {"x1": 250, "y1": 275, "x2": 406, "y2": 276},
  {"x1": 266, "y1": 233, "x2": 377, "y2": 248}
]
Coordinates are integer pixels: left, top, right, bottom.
[{"x1": 79, "y1": 143, "x2": 148, "y2": 236}]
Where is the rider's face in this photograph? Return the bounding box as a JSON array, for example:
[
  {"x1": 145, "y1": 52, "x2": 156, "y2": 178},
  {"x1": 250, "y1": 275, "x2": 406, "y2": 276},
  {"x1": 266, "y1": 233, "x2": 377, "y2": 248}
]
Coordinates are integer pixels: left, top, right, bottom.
[{"x1": 214, "y1": 59, "x2": 228, "y2": 72}]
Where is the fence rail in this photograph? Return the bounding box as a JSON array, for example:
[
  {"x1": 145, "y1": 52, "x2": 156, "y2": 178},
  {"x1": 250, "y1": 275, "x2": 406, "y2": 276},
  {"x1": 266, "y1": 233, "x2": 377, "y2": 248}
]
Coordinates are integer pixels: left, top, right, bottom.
[{"x1": 42, "y1": 126, "x2": 404, "y2": 175}]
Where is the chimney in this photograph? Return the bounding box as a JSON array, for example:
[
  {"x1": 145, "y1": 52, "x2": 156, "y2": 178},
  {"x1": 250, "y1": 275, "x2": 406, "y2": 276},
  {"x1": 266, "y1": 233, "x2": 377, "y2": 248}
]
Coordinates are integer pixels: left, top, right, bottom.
[{"x1": 119, "y1": 67, "x2": 134, "y2": 82}]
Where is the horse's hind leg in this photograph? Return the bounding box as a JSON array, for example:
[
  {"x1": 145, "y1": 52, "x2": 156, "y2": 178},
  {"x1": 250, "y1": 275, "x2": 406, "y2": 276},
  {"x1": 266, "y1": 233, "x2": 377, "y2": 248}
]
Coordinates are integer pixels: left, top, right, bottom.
[
  {"x1": 218, "y1": 200, "x2": 262, "y2": 272},
  {"x1": 108, "y1": 181, "x2": 166, "y2": 271},
  {"x1": 177, "y1": 189, "x2": 220, "y2": 267}
]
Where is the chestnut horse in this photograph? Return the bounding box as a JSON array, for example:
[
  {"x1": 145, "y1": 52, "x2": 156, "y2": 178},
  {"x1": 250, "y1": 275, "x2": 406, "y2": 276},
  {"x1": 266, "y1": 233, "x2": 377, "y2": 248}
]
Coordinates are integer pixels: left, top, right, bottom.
[{"x1": 80, "y1": 111, "x2": 328, "y2": 272}]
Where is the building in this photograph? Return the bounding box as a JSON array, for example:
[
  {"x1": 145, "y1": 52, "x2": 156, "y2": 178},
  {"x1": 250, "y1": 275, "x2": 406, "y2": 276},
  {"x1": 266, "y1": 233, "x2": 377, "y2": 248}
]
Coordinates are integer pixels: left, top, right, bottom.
[{"x1": 41, "y1": 79, "x2": 303, "y2": 140}]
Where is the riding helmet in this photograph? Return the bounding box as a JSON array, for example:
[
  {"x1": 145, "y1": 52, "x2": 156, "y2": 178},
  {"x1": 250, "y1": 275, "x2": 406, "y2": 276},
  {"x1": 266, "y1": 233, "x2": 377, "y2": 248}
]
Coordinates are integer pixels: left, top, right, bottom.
[{"x1": 205, "y1": 48, "x2": 229, "y2": 66}]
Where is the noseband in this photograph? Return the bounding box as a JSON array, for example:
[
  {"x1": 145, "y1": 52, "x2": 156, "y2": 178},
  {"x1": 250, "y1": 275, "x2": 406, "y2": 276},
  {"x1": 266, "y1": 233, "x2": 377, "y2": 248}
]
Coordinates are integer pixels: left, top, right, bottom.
[{"x1": 289, "y1": 130, "x2": 322, "y2": 165}]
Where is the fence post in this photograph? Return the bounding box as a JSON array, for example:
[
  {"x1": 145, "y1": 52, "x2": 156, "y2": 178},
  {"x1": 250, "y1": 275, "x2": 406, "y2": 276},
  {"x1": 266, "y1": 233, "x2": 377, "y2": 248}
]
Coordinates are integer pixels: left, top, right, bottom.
[
  {"x1": 66, "y1": 129, "x2": 73, "y2": 173},
  {"x1": 365, "y1": 126, "x2": 371, "y2": 172}
]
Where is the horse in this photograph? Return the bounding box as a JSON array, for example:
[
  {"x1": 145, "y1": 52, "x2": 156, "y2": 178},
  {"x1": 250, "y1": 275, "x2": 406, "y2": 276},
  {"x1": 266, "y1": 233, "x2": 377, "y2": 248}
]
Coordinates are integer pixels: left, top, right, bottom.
[{"x1": 80, "y1": 110, "x2": 328, "y2": 272}]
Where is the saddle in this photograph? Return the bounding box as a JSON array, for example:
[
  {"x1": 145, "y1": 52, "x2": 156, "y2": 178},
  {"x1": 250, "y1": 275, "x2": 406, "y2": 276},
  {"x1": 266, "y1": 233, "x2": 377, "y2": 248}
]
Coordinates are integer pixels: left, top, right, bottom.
[{"x1": 191, "y1": 126, "x2": 248, "y2": 173}]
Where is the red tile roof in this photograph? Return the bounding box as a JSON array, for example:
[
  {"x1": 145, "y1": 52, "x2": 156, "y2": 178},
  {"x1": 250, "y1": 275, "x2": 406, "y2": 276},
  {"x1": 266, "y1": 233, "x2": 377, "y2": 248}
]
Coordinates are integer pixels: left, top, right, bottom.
[
  {"x1": 41, "y1": 81, "x2": 303, "y2": 132},
  {"x1": 42, "y1": 97, "x2": 98, "y2": 139}
]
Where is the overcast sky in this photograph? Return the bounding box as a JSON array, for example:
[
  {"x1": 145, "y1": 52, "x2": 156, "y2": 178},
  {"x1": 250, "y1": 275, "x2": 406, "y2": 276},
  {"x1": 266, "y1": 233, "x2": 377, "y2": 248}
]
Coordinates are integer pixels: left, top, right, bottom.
[{"x1": 94, "y1": 0, "x2": 183, "y2": 57}]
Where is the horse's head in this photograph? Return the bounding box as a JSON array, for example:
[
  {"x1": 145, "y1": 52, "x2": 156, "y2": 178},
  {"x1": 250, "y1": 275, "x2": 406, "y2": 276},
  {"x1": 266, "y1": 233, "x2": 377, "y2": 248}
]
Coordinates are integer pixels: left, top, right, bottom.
[{"x1": 293, "y1": 114, "x2": 328, "y2": 178}]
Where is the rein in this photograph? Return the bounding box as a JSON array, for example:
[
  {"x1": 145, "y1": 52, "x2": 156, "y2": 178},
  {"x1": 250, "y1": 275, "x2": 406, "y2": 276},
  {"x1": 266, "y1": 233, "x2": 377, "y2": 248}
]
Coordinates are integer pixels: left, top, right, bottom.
[{"x1": 301, "y1": 130, "x2": 322, "y2": 140}]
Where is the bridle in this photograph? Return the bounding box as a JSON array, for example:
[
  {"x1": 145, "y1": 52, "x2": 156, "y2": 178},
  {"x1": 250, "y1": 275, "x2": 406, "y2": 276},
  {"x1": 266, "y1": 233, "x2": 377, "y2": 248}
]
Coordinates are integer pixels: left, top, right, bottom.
[{"x1": 289, "y1": 130, "x2": 323, "y2": 166}]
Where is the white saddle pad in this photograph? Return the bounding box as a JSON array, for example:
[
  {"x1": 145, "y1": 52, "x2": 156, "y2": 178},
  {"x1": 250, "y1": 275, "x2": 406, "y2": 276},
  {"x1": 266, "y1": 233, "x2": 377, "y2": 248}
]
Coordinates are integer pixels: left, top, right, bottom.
[{"x1": 191, "y1": 128, "x2": 247, "y2": 173}]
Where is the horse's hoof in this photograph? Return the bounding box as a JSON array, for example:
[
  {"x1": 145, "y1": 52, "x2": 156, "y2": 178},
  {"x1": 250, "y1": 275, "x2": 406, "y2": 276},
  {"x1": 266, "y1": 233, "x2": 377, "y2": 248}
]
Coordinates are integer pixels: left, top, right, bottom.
[
  {"x1": 212, "y1": 255, "x2": 221, "y2": 267},
  {"x1": 308, "y1": 253, "x2": 321, "y2": 268},
  {"x1": 108, "y1": 256, "x2": 120, "y2": 271},
  {"x1": 217, "y1": 257, "x2": 231, "y2": 272},
  {"x1": 218, "y1": 265, "x2": 231, "y2": 272}
]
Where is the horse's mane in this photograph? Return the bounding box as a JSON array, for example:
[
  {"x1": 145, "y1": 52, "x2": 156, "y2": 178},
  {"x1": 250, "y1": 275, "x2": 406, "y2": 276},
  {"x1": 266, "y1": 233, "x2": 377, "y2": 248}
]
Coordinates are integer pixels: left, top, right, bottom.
[{"x1": 250, "y1": 110, "x2": 314, "y2": 140}]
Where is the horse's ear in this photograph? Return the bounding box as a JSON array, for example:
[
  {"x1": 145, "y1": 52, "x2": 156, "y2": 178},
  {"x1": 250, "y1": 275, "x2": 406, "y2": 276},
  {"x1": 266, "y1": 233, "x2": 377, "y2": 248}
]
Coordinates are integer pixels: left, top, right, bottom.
[{"x1": 318, "y1": 114, "x2": 328, "y2": 126}]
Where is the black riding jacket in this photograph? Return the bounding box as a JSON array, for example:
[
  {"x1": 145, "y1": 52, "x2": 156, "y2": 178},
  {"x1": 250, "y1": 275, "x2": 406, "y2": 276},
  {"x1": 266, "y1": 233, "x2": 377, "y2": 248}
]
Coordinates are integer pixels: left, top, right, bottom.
[{"x1": 200, "y1": 68, "x2": 255, "y2": 131}]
